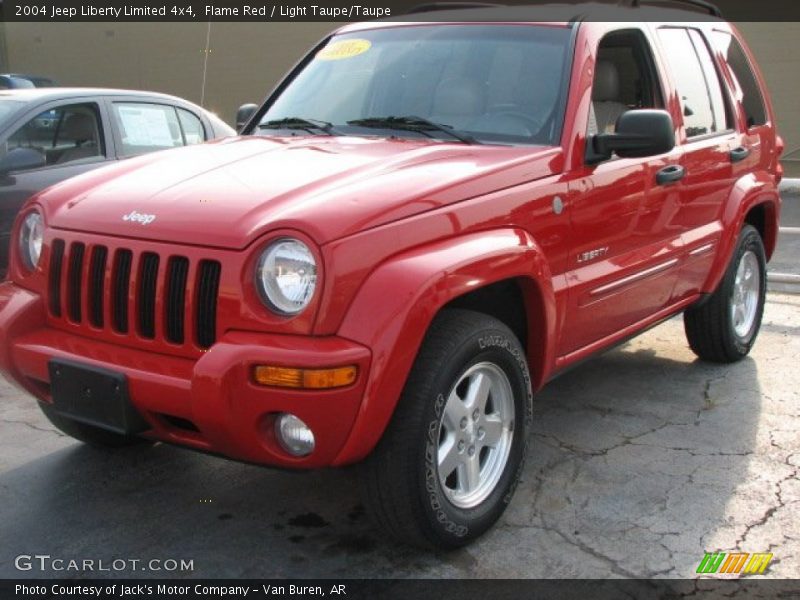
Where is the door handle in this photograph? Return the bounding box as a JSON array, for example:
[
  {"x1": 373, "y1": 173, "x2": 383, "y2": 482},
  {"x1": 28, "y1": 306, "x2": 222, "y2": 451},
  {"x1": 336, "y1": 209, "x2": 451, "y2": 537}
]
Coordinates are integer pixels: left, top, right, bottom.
[
  {"x1": 656, "y1": 164, "x2": 685, "y2": 185},
  {"x1": 730, "y1": 146, "x2": 751, "y2": 163}
]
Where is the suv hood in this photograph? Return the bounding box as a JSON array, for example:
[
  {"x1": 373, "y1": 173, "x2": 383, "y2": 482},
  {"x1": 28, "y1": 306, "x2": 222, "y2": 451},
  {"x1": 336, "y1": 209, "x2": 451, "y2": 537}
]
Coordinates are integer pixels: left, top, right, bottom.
[{"x1": 40, "y1": 135, "x2": 563, "y2": 249}]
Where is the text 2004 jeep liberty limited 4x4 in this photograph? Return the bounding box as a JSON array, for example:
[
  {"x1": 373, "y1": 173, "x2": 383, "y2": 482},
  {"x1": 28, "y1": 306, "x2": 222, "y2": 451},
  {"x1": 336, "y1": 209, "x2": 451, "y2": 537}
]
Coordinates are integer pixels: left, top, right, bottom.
[{"x1": 0, "y1": 3, "x2": 783, "y2": 548}]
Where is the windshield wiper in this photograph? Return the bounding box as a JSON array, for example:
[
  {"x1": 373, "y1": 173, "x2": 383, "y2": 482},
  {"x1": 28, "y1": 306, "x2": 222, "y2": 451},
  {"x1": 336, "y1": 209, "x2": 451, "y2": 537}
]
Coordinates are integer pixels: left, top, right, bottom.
[
  {"x1": 347, "y1": 115, "x2": 479, "y2": 144},
  {"x1": 258, "y1": 117, "x2": 336, "y2": 135}
]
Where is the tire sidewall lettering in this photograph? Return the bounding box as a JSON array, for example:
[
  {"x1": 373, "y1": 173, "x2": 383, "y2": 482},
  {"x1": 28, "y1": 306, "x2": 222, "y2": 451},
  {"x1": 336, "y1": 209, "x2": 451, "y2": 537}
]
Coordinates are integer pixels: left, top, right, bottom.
[{"x1": 423, "y1": 329, "x2": 532, "y2": 541}]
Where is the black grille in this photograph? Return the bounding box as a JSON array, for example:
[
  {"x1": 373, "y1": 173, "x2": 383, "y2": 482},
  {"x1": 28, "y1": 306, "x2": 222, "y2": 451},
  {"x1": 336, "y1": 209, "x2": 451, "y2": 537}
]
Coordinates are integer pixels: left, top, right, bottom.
[
  {"x1": 137, "y1": 252, "x2": 160, "y2": 339},
  {"x1": 48, "y1": 238, "x2": 220, "y2": 351},
  {"x1": 112, "y1": 249, "x2": 133, "y2": 334},
  {"x1": 66, "y1": 242, "x2": 85, "y2": 323},
  {"x1": 48, "y1": 239, "x2": 65, "y2": 317},
  {"x1": 88, "y1": 246, "x2": 107, "y2": 328},
  {"x1": 196, "y1": 260, "x2": 221, "y2": 349},
  {"x1": 165, "y1": 257, "x2": 189, "y2": 344}
]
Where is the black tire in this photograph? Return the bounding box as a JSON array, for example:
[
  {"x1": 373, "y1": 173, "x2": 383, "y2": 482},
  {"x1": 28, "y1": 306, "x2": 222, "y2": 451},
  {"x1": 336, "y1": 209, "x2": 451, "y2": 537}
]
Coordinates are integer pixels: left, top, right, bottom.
[
  {"x1": 38, "y1": 401, "x2": 153, "y2": 448},
  {"x1": 362, "y1": 309, "x2": 533, "y2": 549},
  {"x1": 684, "y1": 224, "x2": 767, "y2": 363}
]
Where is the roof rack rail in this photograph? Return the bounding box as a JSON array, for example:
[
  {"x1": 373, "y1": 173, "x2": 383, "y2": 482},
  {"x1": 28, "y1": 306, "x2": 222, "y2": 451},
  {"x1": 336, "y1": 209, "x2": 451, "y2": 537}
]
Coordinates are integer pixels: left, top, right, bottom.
[
  {"x1": 630, "y1": 0, "x2": 722, "y2": 18},
  {"x1": 406, "y1": 2, "x2": 506, "y2": 14}
]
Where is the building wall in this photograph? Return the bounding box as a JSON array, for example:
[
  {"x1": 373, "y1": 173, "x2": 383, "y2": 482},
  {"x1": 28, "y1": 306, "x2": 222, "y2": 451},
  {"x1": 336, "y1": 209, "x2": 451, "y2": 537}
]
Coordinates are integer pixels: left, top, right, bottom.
[
  {"x1": 736, "y1": 23, "x2": 800, "y2": 176},
  {"x1": 3, "y1": 22, "x2": 336, "y2": 125},
  {"x1": 3, "y1": 21, "x2": 799, "y2": 173}
]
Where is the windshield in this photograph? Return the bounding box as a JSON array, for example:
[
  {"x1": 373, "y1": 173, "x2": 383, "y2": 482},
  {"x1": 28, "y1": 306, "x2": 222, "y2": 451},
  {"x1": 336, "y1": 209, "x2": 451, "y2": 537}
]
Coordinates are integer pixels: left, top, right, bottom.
[
  {"x1": 256, "y1": 24, "x2": 572, "y2": 146},
  {"x1": 0, "y1": 99, "x2": 25, "y2": 125}
]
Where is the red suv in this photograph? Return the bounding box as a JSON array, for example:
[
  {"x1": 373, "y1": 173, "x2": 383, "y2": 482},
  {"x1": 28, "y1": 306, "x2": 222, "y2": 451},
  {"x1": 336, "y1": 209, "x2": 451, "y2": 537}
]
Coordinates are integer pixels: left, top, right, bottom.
[{"x1": 0, "y1": 4, "x2": 782, "y2": 548}]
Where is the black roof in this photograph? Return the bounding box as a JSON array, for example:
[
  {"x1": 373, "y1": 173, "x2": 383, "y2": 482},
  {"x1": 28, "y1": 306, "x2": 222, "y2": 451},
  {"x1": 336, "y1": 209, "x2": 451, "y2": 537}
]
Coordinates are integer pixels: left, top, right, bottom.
[{"x1": 388, "y1": 1, "x2": 724, "y2": 22}]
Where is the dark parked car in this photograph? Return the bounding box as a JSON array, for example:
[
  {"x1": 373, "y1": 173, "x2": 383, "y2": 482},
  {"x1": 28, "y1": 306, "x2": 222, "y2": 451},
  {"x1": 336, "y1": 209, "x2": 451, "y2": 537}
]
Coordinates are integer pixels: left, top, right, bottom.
[
  {"x1": 0, "y1": 74, "x2": 56, "y2": 89},
  {"x1": 0, "y1": 88, "x2": 234, "y2": 277}
]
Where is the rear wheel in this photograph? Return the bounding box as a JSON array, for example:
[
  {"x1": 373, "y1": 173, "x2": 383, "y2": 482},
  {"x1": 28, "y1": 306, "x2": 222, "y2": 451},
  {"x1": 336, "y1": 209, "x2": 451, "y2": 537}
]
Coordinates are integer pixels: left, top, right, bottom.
[
  {"x1": 362, "y1": 309, "x2": 532, "y2": 548},
  {"x1": 684, "y1": 224, "x2": 767, "y2": 362},
  {"x1": 38, "y1": 401, "x2": 152, "y2": 448}
]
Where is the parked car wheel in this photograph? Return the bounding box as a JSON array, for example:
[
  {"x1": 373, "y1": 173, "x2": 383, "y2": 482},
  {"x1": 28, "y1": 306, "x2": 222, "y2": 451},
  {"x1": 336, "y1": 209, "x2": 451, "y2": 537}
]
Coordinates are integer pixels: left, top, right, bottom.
[
  {"x1": 38, "y1": 401, "x2": 153, "y2": 448},
  {"x1": 362, "y1": 309, "x2": 532, "y2": 548},
  {"x1": 684, "y1": 224, "x2": 767, "y2": 363}
]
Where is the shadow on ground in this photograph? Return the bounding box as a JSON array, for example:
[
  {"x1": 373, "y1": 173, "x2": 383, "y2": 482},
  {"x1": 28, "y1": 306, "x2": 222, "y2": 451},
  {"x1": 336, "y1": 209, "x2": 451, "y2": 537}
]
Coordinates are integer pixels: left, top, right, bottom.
[{"x1": 0, "y1": 318, "x2": 778, "y2": 578}]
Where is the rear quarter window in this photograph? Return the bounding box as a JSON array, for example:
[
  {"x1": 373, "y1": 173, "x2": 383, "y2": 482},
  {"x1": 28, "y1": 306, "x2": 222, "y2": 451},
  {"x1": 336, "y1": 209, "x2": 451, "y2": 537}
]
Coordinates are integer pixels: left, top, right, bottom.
[{"x1": 710, "y1": 31, "x2": 768, "y2": 128}]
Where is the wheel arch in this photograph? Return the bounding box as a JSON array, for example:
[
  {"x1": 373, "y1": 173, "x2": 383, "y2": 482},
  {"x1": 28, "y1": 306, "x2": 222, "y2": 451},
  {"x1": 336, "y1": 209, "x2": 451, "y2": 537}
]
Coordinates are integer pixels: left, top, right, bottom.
[
  {"x1": 703, "y1": 172, "x2": 780, "y2": 294},
  {"x1": 333, "y1": 228, "x2": 556, "y2": 465}
]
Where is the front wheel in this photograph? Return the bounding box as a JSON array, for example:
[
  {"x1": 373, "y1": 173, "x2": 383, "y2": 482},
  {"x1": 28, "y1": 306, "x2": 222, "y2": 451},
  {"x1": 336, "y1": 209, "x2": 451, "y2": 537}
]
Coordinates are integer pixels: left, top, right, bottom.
[
  {"x1": 362, "y1": 309, "x2": 532, "y2": 549},
  {"x1": 684, "y1": 224, "x2": 767, "y2": 362}
]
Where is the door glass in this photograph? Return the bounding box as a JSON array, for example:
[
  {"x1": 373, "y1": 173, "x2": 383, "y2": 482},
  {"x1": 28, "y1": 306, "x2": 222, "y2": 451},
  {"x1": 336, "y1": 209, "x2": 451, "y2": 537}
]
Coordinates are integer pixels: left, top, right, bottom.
[
  {"x1": 588, "y1": 29, "x2": 664, "y2": 136},
  {"x1": 177, "y1": 108, "x2": 206, "y2": 145},
  {"x1": 687, "y1": 29, "x2": 733, "y2": 132},
  {"x1": 657, "y1": 28, "x2": 727, "y2": 138},
  {"x1": 710, "y1": 31, "x2": 768, "y2": 128},
  {"x1": 6, "y1": 103, "x2": 103, "y2": 169},
  {"x1": 112, "y1": 103, "x2": 184, "y2": 156}
]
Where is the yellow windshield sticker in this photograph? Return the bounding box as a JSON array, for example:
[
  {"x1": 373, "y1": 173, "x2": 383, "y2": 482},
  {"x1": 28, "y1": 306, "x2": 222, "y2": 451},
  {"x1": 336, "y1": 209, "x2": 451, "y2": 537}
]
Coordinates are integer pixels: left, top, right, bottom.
[{"x1": 317, "y1": 39, "x2": 371, "y2": 61}]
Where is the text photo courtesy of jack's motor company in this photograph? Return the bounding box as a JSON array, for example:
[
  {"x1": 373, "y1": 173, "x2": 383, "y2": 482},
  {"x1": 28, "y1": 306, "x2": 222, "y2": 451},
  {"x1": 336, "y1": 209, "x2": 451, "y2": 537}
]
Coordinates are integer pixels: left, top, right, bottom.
[{"x1": 0, "y1": 0, "x2": 798, "y2": 596}]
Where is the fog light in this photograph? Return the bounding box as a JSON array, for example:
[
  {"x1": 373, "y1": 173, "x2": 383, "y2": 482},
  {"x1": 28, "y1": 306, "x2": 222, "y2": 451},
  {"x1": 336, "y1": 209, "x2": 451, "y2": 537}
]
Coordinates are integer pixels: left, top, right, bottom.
[{"x1": 274, "y1": 413, "x2": 315, "y2": 457}]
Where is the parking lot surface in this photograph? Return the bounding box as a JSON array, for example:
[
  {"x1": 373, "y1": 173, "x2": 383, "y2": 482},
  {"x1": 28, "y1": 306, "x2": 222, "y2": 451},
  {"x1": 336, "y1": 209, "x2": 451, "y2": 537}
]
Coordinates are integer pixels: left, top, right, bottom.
[{"x1": 1, "y1": 292, "x2": 797, "y2": 579}]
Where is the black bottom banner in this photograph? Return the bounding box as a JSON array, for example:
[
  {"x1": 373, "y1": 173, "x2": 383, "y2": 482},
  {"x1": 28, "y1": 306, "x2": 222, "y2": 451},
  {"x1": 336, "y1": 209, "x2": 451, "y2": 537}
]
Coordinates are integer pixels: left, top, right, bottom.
[{"x1": 2, "y1": 579, "x2": 800, "y2": 600}]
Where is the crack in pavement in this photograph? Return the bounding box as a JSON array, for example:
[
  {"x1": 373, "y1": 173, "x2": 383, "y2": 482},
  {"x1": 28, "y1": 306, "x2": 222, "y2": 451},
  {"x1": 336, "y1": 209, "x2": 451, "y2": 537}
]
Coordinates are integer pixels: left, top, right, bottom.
[{"x1": 0, "y1": 417, "x2": 65, "y2": 436}]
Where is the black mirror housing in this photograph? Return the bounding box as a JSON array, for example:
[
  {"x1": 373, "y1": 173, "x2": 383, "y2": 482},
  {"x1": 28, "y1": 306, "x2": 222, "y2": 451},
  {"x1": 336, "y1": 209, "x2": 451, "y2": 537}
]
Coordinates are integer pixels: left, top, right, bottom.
[
  {"x1": 236, "y1": 103, "x2": 259, "y2": 132},
  {"x1": 588, "y1": 109, "x2": 675, "y2": 164}
]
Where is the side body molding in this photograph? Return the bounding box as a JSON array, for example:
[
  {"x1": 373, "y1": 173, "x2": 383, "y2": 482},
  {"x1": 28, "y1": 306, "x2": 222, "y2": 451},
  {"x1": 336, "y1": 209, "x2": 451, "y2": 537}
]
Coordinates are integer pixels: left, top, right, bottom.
[{"x1": 332, "y1": 228, "x2": 557, "y2": 465}]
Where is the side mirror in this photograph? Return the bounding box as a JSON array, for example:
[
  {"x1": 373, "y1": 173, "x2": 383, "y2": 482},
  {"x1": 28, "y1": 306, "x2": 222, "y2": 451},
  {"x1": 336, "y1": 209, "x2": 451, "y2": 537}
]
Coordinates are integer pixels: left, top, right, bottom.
[
  {"x1": 236, "y1": 103, "x2": 258, "y2": 132},
  {"x1": 587, "y1": 109, "x2": 675, "y2": 164},
  {"x1": 0, "y1": 147, "x2": 46, "y2": 176}
]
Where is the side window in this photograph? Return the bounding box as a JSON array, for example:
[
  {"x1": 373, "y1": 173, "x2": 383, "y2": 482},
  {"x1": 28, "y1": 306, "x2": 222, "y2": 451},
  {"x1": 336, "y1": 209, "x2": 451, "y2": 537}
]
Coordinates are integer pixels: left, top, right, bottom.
[
  {"x1": 588, "y1": 30, "x2": 664, "y2": 137},
  {"x1": 112, "y1": 103, "x2": 184, "y2": 157},
  {"x1": 7, "y1": 103, "x2": 104, "y2": 169},
  {"x1": 687, "y1": 30, "x2": 733, "y2": 133},
  {"x1": 177, "y1": 109, "x2": 206, "y2": 145},
  {"x1": 657, "y1": 28, "x2": 730, "y2": 138},
  {"x1": 710, "y1": 31, "x2": 768, "y2": 128}
]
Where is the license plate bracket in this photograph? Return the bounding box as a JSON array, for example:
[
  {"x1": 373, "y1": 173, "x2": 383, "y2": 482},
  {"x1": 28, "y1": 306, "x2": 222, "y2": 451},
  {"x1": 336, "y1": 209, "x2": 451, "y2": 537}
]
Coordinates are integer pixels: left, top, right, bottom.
[{"x1": 48, "y1": 360, "x2": 148, "y2": 435}]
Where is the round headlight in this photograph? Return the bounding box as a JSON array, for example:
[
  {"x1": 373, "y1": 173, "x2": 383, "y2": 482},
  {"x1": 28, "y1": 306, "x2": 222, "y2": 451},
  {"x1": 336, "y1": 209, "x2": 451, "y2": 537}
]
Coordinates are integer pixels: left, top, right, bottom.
[
  {"x1": 19, "y1": 211, "x2": 44, "y2": 271},
  {"x1": 256, "y1": 238, "x2": 317, "y2": 315}
]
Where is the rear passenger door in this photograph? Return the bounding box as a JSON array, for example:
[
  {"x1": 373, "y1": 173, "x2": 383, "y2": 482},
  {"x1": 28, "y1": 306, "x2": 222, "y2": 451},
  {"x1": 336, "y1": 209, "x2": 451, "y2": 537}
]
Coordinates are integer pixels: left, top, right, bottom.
[
  {"x1": 106, "y1": 99, "x2": 209, "y2": 159},
  {"x1": 654, "y1": 27, "x2": 742, "y2": 300}
]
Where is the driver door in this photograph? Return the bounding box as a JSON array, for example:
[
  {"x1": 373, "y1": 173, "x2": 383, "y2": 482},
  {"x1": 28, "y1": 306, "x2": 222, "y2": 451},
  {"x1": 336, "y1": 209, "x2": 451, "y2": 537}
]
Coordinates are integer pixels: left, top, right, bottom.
[{"x1": 559, "y1": 28, "x2": 684, "y2": 355}]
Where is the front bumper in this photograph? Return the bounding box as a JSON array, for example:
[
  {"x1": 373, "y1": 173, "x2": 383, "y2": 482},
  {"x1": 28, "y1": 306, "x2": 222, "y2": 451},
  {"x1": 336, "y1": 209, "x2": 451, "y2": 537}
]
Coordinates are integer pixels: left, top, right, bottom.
[{"x1": 0, "y1": 282, "x2": 372, "y2": 468}]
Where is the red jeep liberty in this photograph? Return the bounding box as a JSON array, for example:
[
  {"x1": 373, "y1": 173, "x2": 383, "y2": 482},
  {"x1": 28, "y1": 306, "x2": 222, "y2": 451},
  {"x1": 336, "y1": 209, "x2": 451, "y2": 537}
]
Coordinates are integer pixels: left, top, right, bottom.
[{"x1": 0, "y1": 4, "x2": 782, "y2": 548}]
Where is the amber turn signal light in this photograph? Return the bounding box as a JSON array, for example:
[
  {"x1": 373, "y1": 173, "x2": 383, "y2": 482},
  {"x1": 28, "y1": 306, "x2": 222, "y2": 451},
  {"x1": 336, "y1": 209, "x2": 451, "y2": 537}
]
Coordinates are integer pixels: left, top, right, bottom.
[{"x1": 253, "y1": 365, "x2": 358, "y2": 389}]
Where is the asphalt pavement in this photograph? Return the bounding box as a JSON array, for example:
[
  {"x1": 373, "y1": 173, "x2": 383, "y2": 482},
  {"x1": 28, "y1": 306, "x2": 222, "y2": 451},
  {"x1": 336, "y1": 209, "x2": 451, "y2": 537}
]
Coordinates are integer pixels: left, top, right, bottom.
[{"x1": 1, "y1": 292, "x2": 798, "y2": 579}]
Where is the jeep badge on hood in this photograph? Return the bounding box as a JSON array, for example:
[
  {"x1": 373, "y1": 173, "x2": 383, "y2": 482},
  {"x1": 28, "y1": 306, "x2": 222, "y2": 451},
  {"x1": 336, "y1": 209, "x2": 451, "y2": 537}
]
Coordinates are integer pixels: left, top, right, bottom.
[{"x1": 122, "y1": 211, "x2": 156, "y2": 225}]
